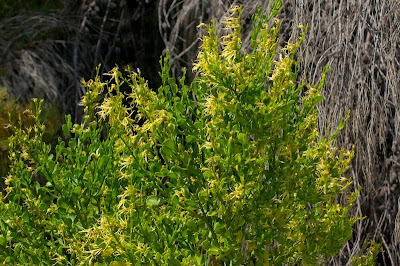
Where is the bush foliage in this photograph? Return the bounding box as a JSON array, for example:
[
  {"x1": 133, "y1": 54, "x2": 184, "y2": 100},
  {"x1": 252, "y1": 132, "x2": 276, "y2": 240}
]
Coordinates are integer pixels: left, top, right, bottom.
[
  {"x1": 0, "y1": 88, "x2": 60, "y2": 179},
  {"x1": 0, "y1": 5, "x2": 376, "y2": 265}
]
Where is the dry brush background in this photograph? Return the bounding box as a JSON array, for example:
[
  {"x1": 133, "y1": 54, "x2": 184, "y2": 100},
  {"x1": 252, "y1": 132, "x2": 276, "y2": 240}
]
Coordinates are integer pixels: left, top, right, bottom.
[{"x1": 1, "y1": 0, "x2": 400, "y2": 264}]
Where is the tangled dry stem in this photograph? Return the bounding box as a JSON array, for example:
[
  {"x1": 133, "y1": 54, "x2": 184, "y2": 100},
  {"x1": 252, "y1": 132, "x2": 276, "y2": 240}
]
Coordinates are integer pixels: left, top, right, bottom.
[
  {"x1": 0, "y1": 14, "x2": 74, "y2": 105},
  {"x1": 0, "y1": 0, "x2": 128, "y2": 121}
]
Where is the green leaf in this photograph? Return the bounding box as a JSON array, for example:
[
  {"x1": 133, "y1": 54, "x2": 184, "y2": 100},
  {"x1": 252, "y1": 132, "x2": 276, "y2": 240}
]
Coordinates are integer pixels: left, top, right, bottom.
[
  {"x1": 207, "y1": 247, "x2": 220, "y2": 256},
  {"x1": 198, "y1": 190, "x2": 208, "y2": 201},
  {"x1": 184, "y1": 199, "x2": 198, "y2": 211},
  {"x1": 56, "y1": 140, "x2": 65, "y2": 159},
  {"x1": 238, "y1": 133, "x2": 247, "y2": 144},
  {"x1": 184, "y1": 199, "x2": 197, "y2": 207},
  {"x1": 168, "y1": 258, "x2": 181, "y2": 266},
  {"x1": 176, "y1": 102, "x2": 185, "y2": 113},
  {"x1": 314, "y1": 95, "x2": 324, "y2": 103},
  {"x1": 201, "y1": 240, "x2": 211, "y2": 250},
  {"x1": 203, "y1": 170, "x2": 214, "y2": 178},
  {"x1": 146, "y1": 196, "x2": 164, "y2": 207},
  {"x1": 22, "y1": 211, "x2": 30, "y2": 223},
  {"x1": 109, "y1": 262, "x2": 127, "y2": 266},
  {"x1": 35, "y1": 181, "x2": 41, "y2": 193},
  {"x1": 214, "y1": 222, "x2": 226, "y2": 234},
  {"x1": 73, "y1": 186, "x2": 82, "y2": 195},
  {"x1": 171, "y1": 195, "x2": 179, "y2": 206},
  {"x1": 0, "y1": 236, "x2": 6, "y2": 247},
  {"x1": 186, "y1": 135, "x2": 196, "y2": 143},
  {"x1": 161, "y1": 139, "x2": 176, "y2": 159},
  {"x1": 14, "y1": 243, "x2": 21, "y2": 256},
  {"x1": 194, "y1": 121, "x2": 203, "y2": 129},
  {"x1": 102, "y1": 248, "x2": 114, "y2": 257},
  {"x1": 187, "y1": 219, "x2": 197, "y2": 231},
  {"x1": 62, "y1": 114, "x2": 72, "y2": 135}
]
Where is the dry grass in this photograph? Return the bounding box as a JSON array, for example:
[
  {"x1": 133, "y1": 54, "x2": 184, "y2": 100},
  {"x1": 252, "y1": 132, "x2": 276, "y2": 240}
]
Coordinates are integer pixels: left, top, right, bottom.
[
  {"x1": 0, "y1": 14, "x2": 74, "y2": 106},
  {"x1": 160, "y1": 0, "x2": 400, "y2": 264},
  {"x1": 0, "y1": 0, "x2": 128, "y2": 121}
]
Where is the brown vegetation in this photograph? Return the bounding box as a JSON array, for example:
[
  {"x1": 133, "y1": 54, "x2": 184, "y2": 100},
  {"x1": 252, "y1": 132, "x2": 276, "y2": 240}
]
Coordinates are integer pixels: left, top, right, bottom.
[{"x1": 0, "y1": 0, "x2": 163, "y2": 122}]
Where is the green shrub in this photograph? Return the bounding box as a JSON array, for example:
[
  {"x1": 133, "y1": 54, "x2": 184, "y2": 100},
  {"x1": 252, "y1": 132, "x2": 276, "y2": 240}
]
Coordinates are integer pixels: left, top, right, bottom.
[
  {"x1": 0, "y1": 4, "x2": 376, "y2": 265},
  {"x1": 0, "y1": 88, "x2": 60, "y2": 179}
]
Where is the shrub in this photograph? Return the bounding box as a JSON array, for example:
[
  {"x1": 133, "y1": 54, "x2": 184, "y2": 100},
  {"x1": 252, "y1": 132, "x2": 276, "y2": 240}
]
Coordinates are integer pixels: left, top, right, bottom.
[
  {"x1": 0, "y1": 4, "x2": 375, "y2": 265},
  {"x1": 0, "y1": 88, "x2": 60, "y2": 179}
]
